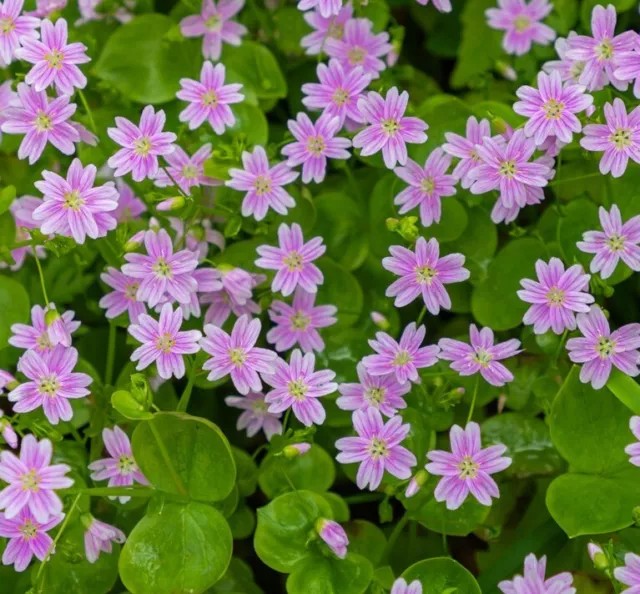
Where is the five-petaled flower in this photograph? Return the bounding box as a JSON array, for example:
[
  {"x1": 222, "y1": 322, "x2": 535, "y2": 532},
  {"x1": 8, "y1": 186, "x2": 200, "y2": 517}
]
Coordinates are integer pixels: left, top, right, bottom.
[
  {"x1": 614, "y1": 553, "x2": 640, "y2": 593},
  {"x1": 0, "y1": 0, "x2": 40, "y2": 65},
  {"x1": 82, "y1": 515, "x2": 126, "y2": 564},
  {"x1": 498, "y1": 554, "x2": 575, "y2": 594},
  {"x1": 224, "y1": 391, "x2": 283, "y2": 440},
  {"x1": 10, "y1": 304, "x2": 80, "y2": 353},
  {"x1": 154, "y1": 144, "x2": 219, "y2": 196},
  {"x1": 99, "y1": 267, "x2": 147, "y2": 323}
]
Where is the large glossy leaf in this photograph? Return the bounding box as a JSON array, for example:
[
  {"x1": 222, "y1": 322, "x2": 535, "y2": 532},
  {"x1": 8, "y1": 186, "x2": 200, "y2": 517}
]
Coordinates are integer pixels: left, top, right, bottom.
[{"x1": 401, "y1": 557, "x2": 482, "y2": 593}]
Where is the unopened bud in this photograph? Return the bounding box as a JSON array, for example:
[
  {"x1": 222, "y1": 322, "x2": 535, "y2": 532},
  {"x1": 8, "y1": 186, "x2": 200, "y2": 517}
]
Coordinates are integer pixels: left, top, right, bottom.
[
  {"x1": 587, "y1": 543, "x2": 608, "y2": 570},
  {"x1": 283, "y1": 443, "x2": 311, "y2": 459},
  {"x1": 156, "y1": 196, "x2": 185, "y2": 212},
  {"x1": 370, "y1": 311, "x2": 390, "y2": 331},
  {"x1": 405, "y1": 469, "x2": 428, "y2": 498},
  {"x1": 0, "y1": 371, "x2": 18, "y2": 392},
  {"x1": 315, "y1": 518, "x2": 348, "y2": 559},
  {"x1": 496, "y1": 61, "x2": 517, "y2": 81},
  {"x1": 44, "y1": 306, "x2": 61, "y2": 327},
  {"x1": 490, "y1": 116, "x2": 510, "y2": 136},
  {"x1": 386, "y1": 217, "x2": 399, "y2": 232},
  {"x1": 125, "y1": 230, "x2": 146, "y2": 252}
]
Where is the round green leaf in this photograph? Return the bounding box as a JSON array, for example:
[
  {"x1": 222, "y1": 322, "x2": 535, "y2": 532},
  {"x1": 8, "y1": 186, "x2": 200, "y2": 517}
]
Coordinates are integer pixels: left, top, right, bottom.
[
  {"x1": 343, "y1": 520, "x2": 386, "y2": 567},
  {"x1": 213, "y1": 557, "x2": 264, "y2": 594},
  {"x1": 132, "y1": 412, "x2": 236, "y2": 502},
  {"x1": 258, "y1": 444, "x2": 336, "y2": 499},
  {"x1": 220, "y1": 103, "x2": 269, "y2": 146},
  {"x1": 232, "y1": 446, "x2": 259, "y2": 498},
  {"x1": 254, "y1": 490, "x2": 333, "y2": 573},
  {"x1": 0, "y1": 276, "x2": 29, "y2": 349},
  {"x1": 316, "y1": 257, "x2": 364, "y2": 328},
  {"x1": 222, "y1": 42, "x2": 287, "y2": 100},
  {"x1": 286, "y1": 554, "x2": 373, "y2": 594},
  {"x1": 322, "y1": 492, "x2": 351, "y2": 523},
  {"x1": 119, "y1": 501, "x2": 232, "y2": 594},
  {"x1": 401, "y1": 557, "x2": 481, "y2": 594},
  {"x1": 111, "y1": 389, "x2": 154, "y2": 421},
  {"x1": 428, "y1": 198, "x2": 469, "y2": 244}
]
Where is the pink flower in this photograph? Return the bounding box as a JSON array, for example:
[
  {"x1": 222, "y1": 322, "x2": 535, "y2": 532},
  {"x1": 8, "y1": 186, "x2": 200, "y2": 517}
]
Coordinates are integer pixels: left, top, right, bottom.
[
  {"x1": 0, "y1": 78, "x2": 18, "y2": 136},
  {"x1": 499, "y1": 554, "x2": 575, "y2": 594},
  {"x1": 113, "y1": 180, "x2": 146, "y2": 222},
  {"x1": 180, "y1": 0, "x2": 247, "y2": 61},
  {"x1": 353, "y1": 88, "x2": 428, "y2": 169},
  {"x1": 337, "y1": 362, "x2": 410, "y2": 417},
  {"x1": 202, "y1": 269, "x2": 263, "y2": 327},
  {"x1": 177, "y1": 61, "x2": 244, "y2": 134},
  {"x1": 382, "y1": 237, "x2": 469, "y2": 313},
  {"x1": 625, "y1": 416, "x2": 640, "y2": 467},
  {"x1": 297, "y1": 0, "x2": 341, "y2": 18},
  {"x1": 169, "y1": 217, "x2": 225, "y2": 261},
  {"x1": 224, "y1": 391, "x2": 283, "y2": 440},
  {"x1": 335, "y1": 407, "x2": 416, "y2": 490},
  {"x1": 16, "y1": 18, "x2": 90, "y2": 95},
  {"x1": 284, "y1": 443, "x2": 312, "y2": 457},
  {"x1": 415, "y1": 0, "x2": 450, "y2": 11},
  {"x1": 77, "y1": 0, "x2": 131, "y2": 24},
  {"x1": 83, "y1": 516, "x2": 125, "y2": 564},
  {"x1": 9, "y1": 346, "x2": 92, "y2": 424},
  {"x1": 32, "y1": 158, "x2": 119, "y2": 244},
  {"x1": 566, "y1": 305, "x2": 640, "y2": 390},
  {"x1": 122, "y1": 229, "x2": 199, "y2": 307},
  {"x1": 107, "y1": 106, "x2": 177, "y2": 182},
  {"x1": 200, "y1": 315, "x2": 277, "y2": 395},
  {"x1": 9, "y1": 304, "x2": 79, "y2": 353},
  {"x1": 1, "y1": 82, "x2": 79, "y2": 164},
  {"x1": 485, "y1": 0, "x2": 556, "y2": 56},
  {"x1": 0, "y1": 0, "x2": 40, "y2": 64},
  {"x1": 577, "y1": 204, "x2": 640, "y2": 279},
  {"x1": 281, "y1": 112, "x2": 351, "y2": 184},
  {"x1": 88, "y1": 426, "x2": 148, "y2": 503},
  {"x1": 263, "y1": 349, "x2": 337, "y2": 427},
  {"x1": 0, "y1": 409, "x2": 18, "y2": 449},
  {"x1": 301, "y1": 59, "x2": 371, "y2": 127},
  {"x1": 614, "y1": 553, "x2": 640, "y2": 592},
  {"x1": 614, "y1": 36, "x2": 640, "y2": 98},
  {"x1": 99, "y1": 267, "x2": 146, "y2": 323},
  {"x1": 580, "y1": 99, "x2": 640, "y2": 178},
  {"x1": 301, "y1": 4, "x2": 353, "y2": 55},
  {"x1": 393, "y1": 150, "x2": 457, "y2": 227},
  {"x1": 0, "y1": 434, "x2": 73, "y2": 522},
  {"x1": 325, "y1": 18, "x2": 392, "y2": 79},
  {"x1": 256, "y1": 223, "x2": 326, "y2": 296},
  {"x1": 154, "y1": 144, "x2": 219, "y2": 196},
  {"x1": 517, "y1": 258, "x2": 594, "y2": 335},
  {"x1": 468, "y1": 129, "x2": 551, "y2": 209},
  {"x1": 0, "y1": 195, "x2": 45, "y2": 271},
  {"x1": 513, "y1": 70, "x2": 593, "y2": 146},
  {"x1": 315, "y1": 518, "x2": 348, "y2": 559},
  {"x1": 543, "y1": 33, "x2": 594, "y2": 86},
  {"x1": 442, "y1": 116, "x2": 494, "y2": 189},
  {"x1": 362, "y1": 322, "x2": 440, "y2": 385},
  {"x1": 438, "y1": 325, "x2": 522, "y2": 387},
  {"x1": 426, "y1": 422, "x2": 511, "y2": 510},
  {"x1": 566, "y1": 4, "x2": 636, "y2": 92},
  {"x1": 267, "y1": 288, "x2": 337, "y2": 353},
  {"x1": 0, "y1": 509, "x2": 63, "y2": 572},
  {"x1": 227, "y1": 146, "x2": 299, "y2": 221},
  {"x1": 128, "y1": 303, "x2": 202, "y2": 380},
  {"x1": 391, "y1": 578, "x2": 423, "y2": 594},
  {"x1": 27, "y1": 0, "x2": 67, "y2": 17}
]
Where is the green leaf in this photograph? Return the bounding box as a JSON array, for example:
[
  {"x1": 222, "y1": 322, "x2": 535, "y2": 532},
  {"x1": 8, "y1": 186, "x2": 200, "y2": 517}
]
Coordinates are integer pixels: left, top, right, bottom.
[
  {"x1": 343, "y1": 520, "x2": 386, "y2": 567},
  {"x1": 286, "y1": 554, "x2": 374, "y2": 594},
  {"x1": 213, "y1": 557, "x2": 264, "y2": 594},
  {"x1": 428, "y1": 199, "x2": 469, "y2": 244},
  {"x1": 94, "y1": 14, "x2": 200, "y2": 104},
  {"x1": 119, "y1": 501, "x2": 232, "y2": 594},
  {"x1": 0, "y1": 185, "x2": 15, "y2": 216},
  {"x1": 233, "y1": 446, "x2": 259, "y2": 498},
  {"x1": 401, "y1": 557, "x2": 482, "y2": 594},
  {"x1": 547, "y1": 0, "x2": 578, "y2": 35},
  {"x1": 607, "y1": 368, "x2": 640, "y2": 414},
  {"x1": 316, "y1": 257, "x2": 364, "y2": 328},
  {"x1": 0, "y1": 210, "x2": 16, "y2": 251},
  {"x1": 0, "y1": 276, "x2": 29, "y2": 349},
  {"x1": 132, "y1": 412, "x2": 236, "y2": 502},
  {"x1": 258, "y1": 444, "x2": 336, "y2": 499},
  {"x1": 254, "y1": 490, "x2": 333, "y2": 573},
  {"x1": 220, "y1": 103, "x2": 269, "y2": 146},
  {"x1": 471, "y1": 237, "x2": 547, "y2": 330},
  {"x1": 111, "y1": 389, "x2": 154, "y2": 420}
]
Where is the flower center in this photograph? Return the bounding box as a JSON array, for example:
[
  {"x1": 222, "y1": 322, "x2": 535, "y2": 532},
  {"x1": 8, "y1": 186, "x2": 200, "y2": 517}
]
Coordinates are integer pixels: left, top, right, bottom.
[
  {"x1": 606, "y1": 233, "x2": 626, "y2": 252},
  {"x1": 498, "y1": 159, "x2": 517, "y2": 178},
  {"x1": 381, "y1": 118, "x2": 400, "y2": 136},
  {"x1": 596, "y1": 336, "x2": 616, "y2": 358},
  {"x1": 63, "y1": 190, "x2": 84, "y2": 211},
  {"x1": 228, "y1": 347, "x2": 247, "y2": 367},
  {"x1": 287, "y1": 379, "x2": 308, "y2": 401},
  {"x1": 0, "y1": 17, "x2": 14, "y2": 33},
  {"x1": 513, "y1": 15, "x2": 530, "y2": 32},
  {"x1": 134, "y1": 136, "x2": 152, "y2": 157},
  {"x1": 283, "y1": 251, "x2": 304, "y2": 272},
  {"x1": 570, "y1": 61, "x2": 585, "y2": 81},
  {"x1": 290, "y1": 311, "x2": 311, "y2": 331},
  {"x1": 152, "y1": 257, "x2": 173, "y2": 279},
  {"x1": 543, "y1": 98, "x2": 565, "y2": 120},
  {"x1": 20, "y1": 520, "x2": 38, "y2": 540},
  {"x1": 420, "y1": 176, "x2": 436, "y2": 194},
  {"x1": 347, "y1": 46, "x2": 366, "y2": 65},
  {"x1": 38, "y1": 375, "x2": 61, "y2": 397},
  {"x1": 252, "y1": 398, "x2": 268, "y2": 413},
  {"x1": 21, "y1": 469, "x2": 40, "y2": 492},
  {"x1": 307, "y1": 135, "x2": 326, "y2": 155},
  {"x1": 415, "y1": 265, "x2": 437, "y2": 285},
  {"x1": 205, "y1": 13, "x2": 222, "y2": 31},
  {"x1": 156, "y1": 333, "x2": 175, "y2": 353},
  {"x1": 393, "y1": 350, "x2": 412, "y2": 367},
  {"x1": 546, "y1": 287, "x2": 565, "y2": 306},
  {"x1": 124, "y1": 282, "x2": 139, "y2": 300},
  {"x1": 45, "y1": 49, "x2": 64, "y2": 69},
  {"x1": 117, "y1": 454, "x2": 136, "y2": 475},
  {"x1": 458, "y1": 455, "x2": 479, "y2": 479},
  {"x1": 328, "y1": 22, "x2": 344, "y2": 39},
  {"x1": 610, "y1": 128, "x2": 632, "y2": 150},
  {"x1": 182, "y1": 164, "x2": 199, "y2": 179},
  {"x1": 472, "y1": 348, "x2": 493, "y2": 368},
  {"x1": 596, "y1": 38, "x2": 613, "y2": 61},
  {"x1": 36, "y1": 332, "x2": 53, "y2": 351},
  {"x1": 254, "y1": 175, "x2": 272, "y2": 196},
  {"x1": 332, "y1": 87, "x2": 350, "y2": 106},
  {"x1": 34, "y1": 111, "x2": 53, "y2": 132},
  {"x1": 365, "y1": 386, "x2": 386, "y2": 406},
  {"x1": 368, "y1": 436, "x2": 389, "y2": 459},
  {"x1": 469, "y1": 149, "x2": 481, "y2": 162},
  {"x1": 202, "y1": 90, "x2": 218, "y2": 107}
]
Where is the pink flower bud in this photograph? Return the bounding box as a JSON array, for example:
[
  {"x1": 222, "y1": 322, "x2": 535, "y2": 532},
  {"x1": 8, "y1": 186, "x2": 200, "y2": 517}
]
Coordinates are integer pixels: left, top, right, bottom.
[
  {"x1": 283, "y1": 443, "x2": 311, "y2": 459},
  {"x1": 588, "y1": 543, "x2": 608, "y2": 569},
  {"x1": 405, "y1": 469, "x2": 428, "y2": 498},
  {"x1": 370, "y1": 311, "x2": 390, "y2": 330},
  {"x1": 125, "y1": 230, "x2": 146, "y2": 252},
  {"x1": 0, "y1": 410, "x2": 18, "y2": 449},
  {"x1": 315, "y1": 518, "x2": 348, "y2": 559},
  {"x1": 45, "y1": 304, "x2": 72, "y2": 347},
  {"x1": 156, "y1": 196, "x2": 185, "y2": 212},
  {"x1": 0, "y1": 370, "x2": 18, "y2": 393}
]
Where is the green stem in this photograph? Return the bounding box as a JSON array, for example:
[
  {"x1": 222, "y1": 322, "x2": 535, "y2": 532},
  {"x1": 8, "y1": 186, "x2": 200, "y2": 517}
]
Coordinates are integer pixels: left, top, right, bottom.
[
  {"x1": 552, "y1": 329, "x2": 568, "y2": 368},
  {"x1": 176, "y1": 357, "x2": 196, "y2": 412},
  {"x1": 467, "y1": 375, "x2": 480, "y2": 424},
  {"x1": 105, "y1": 323, "x2": 116, "y2": 386},
  {"x1": 160, "y1": 166, "x2": 189, "y2": 199},
  {"x1": 33, "y1": 246, "x2": 49, "y2": 305},
  {"x1": 383, "y1": 513, "x2": 410, "y2": 563},
  {"x1": 548, "y1": 172, "x2": 601, "y2": 186},
  {"x1": 69, "y1": 486, "x2": 154, "y2": 498},
  {"x1": 282, "y1": 408, "x2": 292, "y2": 433},
  {"x1": 416, "y1": 305, "x2": 427, "y2": 326},
  {"x1": 77, "y1": 89, "x2": 98, "y2": 136},
  {"x1": 607, "y1": 368, "x2": 640, "y2": 414},
  {"x1": 148, "y1": 421, "x2": 188, "y2": 496}
]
